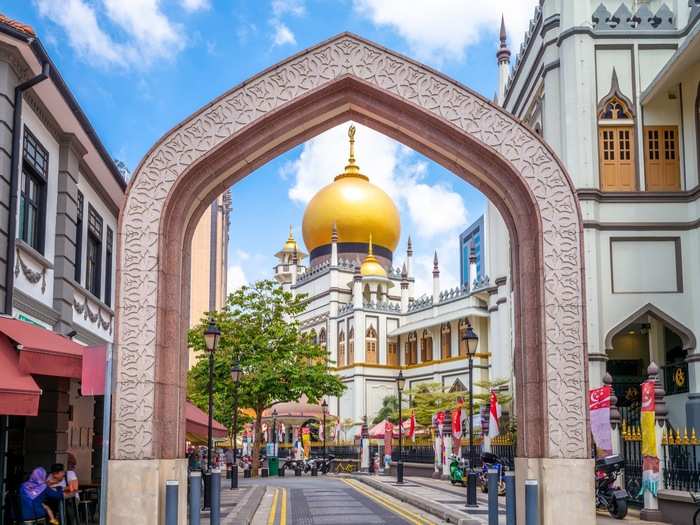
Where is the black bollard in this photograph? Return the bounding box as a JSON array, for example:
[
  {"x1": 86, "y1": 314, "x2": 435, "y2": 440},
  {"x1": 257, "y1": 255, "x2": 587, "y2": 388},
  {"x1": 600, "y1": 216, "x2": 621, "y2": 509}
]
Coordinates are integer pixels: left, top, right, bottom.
[
  {"x1": 189, "y1": 471, "x2": 201, "y2": 525},
  {"x1": 279, "y1": 466, "x2": 285, "y2": 477},
  {"x1": 210, "y1": 469, "x2": 221, "y2": 525},
  {"x1": 311, "y1": 466, "x2": 318, "y2": 477},
  {"x1": 231, "y1": 463, "x2": 238, "y2": 490},
  {"x1": 165, "y1": 480, "x2": 179, "y2": 525},
  {"x1": 466, "y1": 470, "x2": 478, "y2": 507},
  {"x1": 525, "y1": 479, "x2": 539, "y2": 525},
  {"x1": 487, "y1": 469, "x2": 498, "y2": 525},
  {"x1": 261, "y1": 467, "x2": 269, "y2": 478},
  {"x1": 244, "y1": 468, "x2": 251, "y2": 479},
  {"x1": 505, "y1": 471, "x2": 515, "y2": 525}
]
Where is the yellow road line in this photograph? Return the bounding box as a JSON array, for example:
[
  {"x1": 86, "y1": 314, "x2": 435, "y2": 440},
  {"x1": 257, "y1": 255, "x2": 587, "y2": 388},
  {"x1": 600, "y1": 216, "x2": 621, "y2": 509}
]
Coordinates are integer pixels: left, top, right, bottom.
[
  {"x1": 280, "y1": 487, "x2": 287, "y2": 525},
  {"x1": 267, "y1": 488, "x2": 279, "y2": 525},
  {"x1": 342, "y1": 478, "x2": 436, "y2": 525}
]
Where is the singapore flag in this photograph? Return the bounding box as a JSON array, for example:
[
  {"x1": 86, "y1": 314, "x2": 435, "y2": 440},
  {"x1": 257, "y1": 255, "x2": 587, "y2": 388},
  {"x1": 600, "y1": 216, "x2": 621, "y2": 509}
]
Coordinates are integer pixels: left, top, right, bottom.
[{"x1": 487, "y1": 391, "x2": 501, "y2": 439}]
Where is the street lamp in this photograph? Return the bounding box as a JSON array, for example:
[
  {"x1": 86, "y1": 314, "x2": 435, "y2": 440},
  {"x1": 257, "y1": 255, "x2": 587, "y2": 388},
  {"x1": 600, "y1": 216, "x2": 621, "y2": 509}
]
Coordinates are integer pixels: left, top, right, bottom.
[
  {"x1": 396, "y1": 370, "x2": 406, "y2": 483},
  {"x1": 230, "y1": 360, "x2": 242, "y2": 490},
  {"x1": 272, "y1": 408, "x2": 278, "y2": 456},
  {"x1": 462, "y1": 319, "x2": 479, "y2": 507},
  {"x1": 203, "y1": 318, "x2": 220, "y2": 509},
  {"x1": 321, "y1": 400, "x2": 328, "y2": 462}
]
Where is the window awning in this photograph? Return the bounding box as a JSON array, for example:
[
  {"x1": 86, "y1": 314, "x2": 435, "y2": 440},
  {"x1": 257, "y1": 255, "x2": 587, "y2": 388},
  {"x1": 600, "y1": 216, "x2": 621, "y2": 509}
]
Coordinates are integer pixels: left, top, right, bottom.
[
  {"x1": 388, "y1": 306, "x2": 489, "y2": 337},
  {"x1": 0, "y1": 333, "x2": 41, "y2": 416},
  {"x1": 0, "y1": 316, "x2": 83, "y2": 379},
  {"x1": 185, "y1": 400, "x2": 228, "y2": 440}
]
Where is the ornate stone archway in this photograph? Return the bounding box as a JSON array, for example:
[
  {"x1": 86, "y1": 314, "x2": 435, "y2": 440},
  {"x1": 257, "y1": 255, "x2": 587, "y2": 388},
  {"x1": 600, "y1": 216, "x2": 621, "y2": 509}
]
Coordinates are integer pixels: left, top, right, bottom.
[{"x1": 110, "y1": 34, "x2": 591, "y2": 524}]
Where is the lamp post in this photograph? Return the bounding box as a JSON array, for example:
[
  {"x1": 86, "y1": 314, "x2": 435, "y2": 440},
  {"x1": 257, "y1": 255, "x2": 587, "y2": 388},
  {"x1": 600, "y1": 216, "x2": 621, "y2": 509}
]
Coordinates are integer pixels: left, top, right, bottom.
[
  {"x1": 203, "y1": 318, "x2": 220, "y2": 509},
  {"x1": 321, "y1": 400, "x2": 328, "y2": 461},
  {"x1": 271, "y1": 408, "x2": 278, "y2": 457},
  {"x1": 230, "y1": 361, "x2": 241, "y2": 489},
  {"x1": 462, "y1": 319, "x2": 479, "y2": 507},
  {"x1": 396, "y1": 370, "x2": 406, "y2": 483}
]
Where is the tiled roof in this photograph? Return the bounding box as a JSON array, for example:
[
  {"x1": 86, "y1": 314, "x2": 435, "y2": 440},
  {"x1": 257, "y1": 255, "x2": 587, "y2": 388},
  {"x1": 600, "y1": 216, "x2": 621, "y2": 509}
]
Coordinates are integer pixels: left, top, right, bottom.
[{"x1": 0, "y1": 13, "x2": 35, "y2": 37}]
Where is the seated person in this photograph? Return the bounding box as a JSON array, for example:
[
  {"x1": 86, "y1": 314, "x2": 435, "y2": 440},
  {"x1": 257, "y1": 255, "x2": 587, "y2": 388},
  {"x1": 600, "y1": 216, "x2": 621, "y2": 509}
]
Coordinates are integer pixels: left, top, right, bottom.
[{"x1": 19, "y1": 467, "x2": 62, "y2": 524}]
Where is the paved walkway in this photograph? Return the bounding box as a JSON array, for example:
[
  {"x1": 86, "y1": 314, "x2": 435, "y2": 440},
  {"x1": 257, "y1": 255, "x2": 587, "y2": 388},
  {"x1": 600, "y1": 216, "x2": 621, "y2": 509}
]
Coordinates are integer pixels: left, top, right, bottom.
[
  {"x1": 352, "y1": 474, "x2": 668, "y2": 525},
  {"x1": 200, "y1": 482, "x2": 265, "y2": 525}
]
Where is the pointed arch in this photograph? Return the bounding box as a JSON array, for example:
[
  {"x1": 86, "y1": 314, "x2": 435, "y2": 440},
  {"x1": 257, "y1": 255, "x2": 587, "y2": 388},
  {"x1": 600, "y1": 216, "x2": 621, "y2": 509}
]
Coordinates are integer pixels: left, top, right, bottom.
[
  {"x1": 604, "y1": 303, "x2": 696, "y2": 353},
  {"x1": 365, "y1": 324, "x2": 377, "y2": 364},
  {"x1": 115, "y1": 35, "x2": 588, "y2": 514},
  {"x1": 337, "y1": 329, "x2": 345, "y2": 368}
]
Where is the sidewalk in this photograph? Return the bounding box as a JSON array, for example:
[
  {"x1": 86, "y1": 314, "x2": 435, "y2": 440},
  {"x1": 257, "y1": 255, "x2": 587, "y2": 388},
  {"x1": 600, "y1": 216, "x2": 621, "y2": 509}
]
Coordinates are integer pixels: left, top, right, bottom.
[
  {"x1": 351, "y1": 474, "x2": 668, "y2": 525},
  {"x1": 200, "y1": 483, "x2": 265, "y2": 525}
]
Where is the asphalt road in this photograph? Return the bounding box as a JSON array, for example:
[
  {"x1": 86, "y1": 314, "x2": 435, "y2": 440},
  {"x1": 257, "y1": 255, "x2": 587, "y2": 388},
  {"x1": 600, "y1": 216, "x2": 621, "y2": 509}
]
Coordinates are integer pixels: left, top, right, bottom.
[{"x1": 248, "y1": 476, "x2": 441, "y2": 525}]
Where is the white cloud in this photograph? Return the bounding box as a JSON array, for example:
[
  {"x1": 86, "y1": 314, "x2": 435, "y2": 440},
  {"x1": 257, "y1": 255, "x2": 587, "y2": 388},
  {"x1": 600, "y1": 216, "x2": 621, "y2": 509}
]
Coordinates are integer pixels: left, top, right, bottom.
[
  {"x1": 272, "y1": 22, "x2": 296, "y2": 46},
  {"x1": 269, "y1": 0, "x2": 304, "y2": 47},
  {"x1": 284, "y1": 122, "x2": 472, "y2": 293},
  {"x1": 272, "y1": 0, "x2": 305, "y2": 17},
  {"x1": 180, "y1": 0, "x2": 210, "y2": 12},
  {"x1": 35, "y1": 0, "x2": 185, "y2": 68},
  {"x1": 227, "y1": 264, "x2": 248, "y2": 294},
  {"x1": 353, "y1": 0, "x2": 539, "y2": 63}
]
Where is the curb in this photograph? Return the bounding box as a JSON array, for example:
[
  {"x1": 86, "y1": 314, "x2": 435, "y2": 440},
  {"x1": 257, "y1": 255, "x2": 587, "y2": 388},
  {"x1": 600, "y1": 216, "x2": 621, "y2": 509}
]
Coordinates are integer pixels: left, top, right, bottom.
[
  {"x1": 351, "y1": 475, "x2": 481, "y2": 525},
  {"x1": 227, "y1": 485, "x2": 266, "y2": 525}
]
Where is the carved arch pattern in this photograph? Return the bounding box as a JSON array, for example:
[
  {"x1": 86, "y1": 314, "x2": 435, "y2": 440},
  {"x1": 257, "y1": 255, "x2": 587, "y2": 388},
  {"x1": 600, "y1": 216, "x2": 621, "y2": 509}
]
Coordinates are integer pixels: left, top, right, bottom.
[{"x1": 116, "y1": 34, "x2": 586, "y2": 460}]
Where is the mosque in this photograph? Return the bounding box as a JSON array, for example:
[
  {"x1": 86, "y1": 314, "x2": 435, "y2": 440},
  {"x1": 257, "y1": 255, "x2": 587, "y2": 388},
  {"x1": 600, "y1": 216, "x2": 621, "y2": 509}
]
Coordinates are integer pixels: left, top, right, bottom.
[{"x1": 272, "y1": 126, "x2": 513, "y2": 430}]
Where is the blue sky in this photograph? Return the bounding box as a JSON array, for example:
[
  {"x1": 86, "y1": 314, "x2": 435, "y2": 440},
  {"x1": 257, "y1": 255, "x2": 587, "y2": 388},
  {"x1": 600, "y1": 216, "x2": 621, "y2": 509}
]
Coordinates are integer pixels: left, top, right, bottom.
[{"x1": 6, "y1": 0, "x2": 538, "y2": 295}]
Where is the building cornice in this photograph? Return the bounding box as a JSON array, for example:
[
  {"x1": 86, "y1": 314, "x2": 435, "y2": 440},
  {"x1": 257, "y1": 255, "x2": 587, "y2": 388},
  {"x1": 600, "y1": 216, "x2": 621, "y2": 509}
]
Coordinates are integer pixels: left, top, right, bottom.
[
  {"x1": 578, "y1": 186, "x2": 700, "y2": 203},
  {"x1": 583, "y1": 219, "x2": 700, "y2": 231}
]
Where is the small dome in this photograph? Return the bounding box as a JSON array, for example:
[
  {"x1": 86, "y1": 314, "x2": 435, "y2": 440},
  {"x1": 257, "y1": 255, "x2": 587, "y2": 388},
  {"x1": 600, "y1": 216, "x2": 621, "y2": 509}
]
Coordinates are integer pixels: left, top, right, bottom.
[
  {"x1": 301, "y1": 125, "x2": 400, "y2": 255},
  {"x1": 360, "y1": 235, "x2": 387, "y2": 278}
]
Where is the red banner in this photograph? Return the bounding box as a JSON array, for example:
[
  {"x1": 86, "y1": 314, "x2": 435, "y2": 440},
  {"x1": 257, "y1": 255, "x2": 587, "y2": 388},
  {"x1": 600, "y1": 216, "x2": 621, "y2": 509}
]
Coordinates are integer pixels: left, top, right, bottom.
[{"x1": 384, "y1": 421, "x2": 393, "y2": 456}]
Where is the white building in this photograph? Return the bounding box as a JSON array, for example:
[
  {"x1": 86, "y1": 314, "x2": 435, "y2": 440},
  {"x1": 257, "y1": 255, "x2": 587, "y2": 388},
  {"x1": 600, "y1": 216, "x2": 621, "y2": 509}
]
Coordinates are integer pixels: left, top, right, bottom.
[
  {"x1": 273, "y1": 126, "x2": 513, "y2": 429},
  {"x1": 491, "y1": 0, "x2": 700, "y2": 429},
  {"x1": 0, "y1": 13, "x2": 125, "y2": 513}
]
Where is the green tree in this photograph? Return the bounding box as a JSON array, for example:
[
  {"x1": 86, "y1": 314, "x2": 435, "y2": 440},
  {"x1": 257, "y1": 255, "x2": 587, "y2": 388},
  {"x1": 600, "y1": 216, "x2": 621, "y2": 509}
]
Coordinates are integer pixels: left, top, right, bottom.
[
  {"x1": 372, "y1": 395, "x2": 399, "y2": 424},
  {"x1": 473, "y1": 377, "x2": 512, "y2": 407},
  {"x1": 405, "y1": 382, "x2": 466, "y2": 427},
  {"x1": 188, "y1": 280, "x2": 346, "y2": 475}
]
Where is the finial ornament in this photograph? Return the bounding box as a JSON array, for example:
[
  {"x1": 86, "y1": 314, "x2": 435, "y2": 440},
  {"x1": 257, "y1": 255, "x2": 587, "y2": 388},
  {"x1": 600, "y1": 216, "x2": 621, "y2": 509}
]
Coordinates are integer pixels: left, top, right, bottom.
[{"x1": 336, "y1": 124, "x2": 366, "y2": 180}]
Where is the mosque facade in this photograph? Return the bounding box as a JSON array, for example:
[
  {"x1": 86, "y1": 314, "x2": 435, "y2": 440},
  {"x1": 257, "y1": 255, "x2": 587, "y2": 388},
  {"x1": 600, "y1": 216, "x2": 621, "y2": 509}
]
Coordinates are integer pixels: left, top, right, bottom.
[{"x1": 273, "y1": 126, "x2": 513, "y2": 428}]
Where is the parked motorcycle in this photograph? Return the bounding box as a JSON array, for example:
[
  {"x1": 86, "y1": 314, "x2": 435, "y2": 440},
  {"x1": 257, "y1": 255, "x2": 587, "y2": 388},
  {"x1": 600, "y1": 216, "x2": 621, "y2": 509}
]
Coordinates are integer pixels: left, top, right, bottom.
[
  {"x1": 479, "y1": 452, "x2": 507, "y2": 496},
  {"x1": 308, "y1": 454, "x2": 335, "y2": 474},
  {"x1": 448, "y1": 454, "x2": 468, "y2": 486},
  {"x1": 280, "y1": 456, "x2": 304, "y2": 474},
  {"x1": 595, "y1": 455, "x2": 629, "y2": 519}
]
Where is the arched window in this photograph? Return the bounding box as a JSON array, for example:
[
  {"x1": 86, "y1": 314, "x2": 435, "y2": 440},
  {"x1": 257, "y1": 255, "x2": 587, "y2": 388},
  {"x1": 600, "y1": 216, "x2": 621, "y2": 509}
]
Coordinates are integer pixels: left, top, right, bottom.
[
  {"x1": 366, "y1": 325, "x2": 378, "y2": 364},
  {"x1": 319, "y1": 328, "x2": 327, "y2": 349},
  {"x1": 348, "y1": 327, "x2": 355, "y2": 365},
  {"x1": 441, "y1": 322, "x2": 451, "y2": 360},
  {"x1": 406, "y1": 331, "x2": 417, "y2": 365},
  {"x1": 363, "y1": 284, "x2": 370, "y2": 303},
  {"x1": 421, "y1": 329, "x2": 433, "y2": 362},
  {"x1": 337, "y1": 330, "x2": 345, "y2": 367},
  {"x1": 387, "y1": 337, "x2": 399, "y2": 367},
  {"x1": 458, "y1": 319, "x2": 468, "y2": 357},
  {"x1": 597, "y1": 71, "x2": 636, "y2": 191}
]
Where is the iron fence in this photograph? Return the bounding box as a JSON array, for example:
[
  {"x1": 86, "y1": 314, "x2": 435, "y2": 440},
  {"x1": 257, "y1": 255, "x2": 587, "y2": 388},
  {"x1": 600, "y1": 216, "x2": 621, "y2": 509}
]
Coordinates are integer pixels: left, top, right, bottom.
[
  {"x1": 662, "y1": 429, "x2": 700, "y2": 492},
  {"x1": 621, "y1": 424, "x2": 643, "y2": 507}
]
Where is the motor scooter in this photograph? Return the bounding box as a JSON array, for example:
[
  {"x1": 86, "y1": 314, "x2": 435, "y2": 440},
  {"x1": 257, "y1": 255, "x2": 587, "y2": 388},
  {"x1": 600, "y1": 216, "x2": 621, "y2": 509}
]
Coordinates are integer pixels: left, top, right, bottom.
[
  {"x1": 595, "y1": 455, "x2": 629, "y2": 519},
  {"x1": 479, "y1": 452, "x2": 507, "y2": 495},
  {"x1": 448, "y1": 454, "x2": 468, "y2": 486}
]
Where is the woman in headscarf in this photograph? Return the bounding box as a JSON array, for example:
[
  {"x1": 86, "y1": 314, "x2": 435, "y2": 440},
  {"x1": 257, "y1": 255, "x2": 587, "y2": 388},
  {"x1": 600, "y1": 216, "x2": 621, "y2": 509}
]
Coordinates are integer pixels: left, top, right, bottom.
[{"x1": 19, "y1": 467, "x2": 62, "y2": 524}]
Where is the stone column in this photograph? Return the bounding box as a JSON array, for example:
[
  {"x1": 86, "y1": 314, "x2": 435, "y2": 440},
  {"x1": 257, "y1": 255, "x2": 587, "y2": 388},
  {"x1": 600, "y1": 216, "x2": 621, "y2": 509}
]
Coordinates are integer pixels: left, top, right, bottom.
[
  {"x1": 52, "y1": 133, "x2": 85, "y2": 334},
  {"x1": 640, "y1": 362, "x2": 666, "y2": 522},
  {"x1": 605, "y1": 373, "x2": 622, "y2": 457}
]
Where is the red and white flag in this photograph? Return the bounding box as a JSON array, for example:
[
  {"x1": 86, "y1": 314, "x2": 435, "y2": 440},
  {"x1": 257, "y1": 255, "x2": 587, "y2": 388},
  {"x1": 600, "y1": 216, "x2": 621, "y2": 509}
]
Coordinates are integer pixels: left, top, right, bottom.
[
  {"x1": 334, "y1": 420, "x2": 341, "y2": 443},
  {"x1": 409, "y1": 411, "x2": 416, "y2": 442},
  {"x1": 487, "y1": 391, "x2": 501, "y2": 439}
]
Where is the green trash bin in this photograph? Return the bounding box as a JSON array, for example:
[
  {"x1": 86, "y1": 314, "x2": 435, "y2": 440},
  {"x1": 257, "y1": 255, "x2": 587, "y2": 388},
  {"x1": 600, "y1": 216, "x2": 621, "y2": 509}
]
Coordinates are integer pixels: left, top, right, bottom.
[{"x1": 268, "y1": 456, "x2": 279, "y2": 476}]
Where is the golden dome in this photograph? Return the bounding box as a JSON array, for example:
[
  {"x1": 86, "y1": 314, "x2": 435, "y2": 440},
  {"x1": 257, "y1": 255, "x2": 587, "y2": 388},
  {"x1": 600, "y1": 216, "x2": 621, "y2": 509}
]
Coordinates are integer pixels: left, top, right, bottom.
[
  {"x1": 302, "y1": 125, "x2": 401, "y2": 254},
  {"x1": 360, "y1": 235, "x2": 387, "y2": 277}
]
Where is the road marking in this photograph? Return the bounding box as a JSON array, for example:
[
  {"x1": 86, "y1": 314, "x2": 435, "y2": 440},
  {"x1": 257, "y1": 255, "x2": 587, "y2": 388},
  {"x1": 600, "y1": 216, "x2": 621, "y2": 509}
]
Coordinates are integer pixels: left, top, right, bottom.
[
  {"x1": 342, "y1": 478, "x2": 436, "y2": 525},
  {"x1": 267, "y1": 488, "x2": 279, "y2": 525},
  {"x1": 280, "y1": 487, "x2": 287, "y2": 525}
]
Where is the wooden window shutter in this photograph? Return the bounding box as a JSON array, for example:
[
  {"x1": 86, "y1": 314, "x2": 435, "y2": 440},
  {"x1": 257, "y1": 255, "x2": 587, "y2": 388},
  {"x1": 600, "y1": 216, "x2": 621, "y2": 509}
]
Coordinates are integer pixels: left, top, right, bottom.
[{"x1": 644, "y1": 126, "x2": 680, "y2": 191}]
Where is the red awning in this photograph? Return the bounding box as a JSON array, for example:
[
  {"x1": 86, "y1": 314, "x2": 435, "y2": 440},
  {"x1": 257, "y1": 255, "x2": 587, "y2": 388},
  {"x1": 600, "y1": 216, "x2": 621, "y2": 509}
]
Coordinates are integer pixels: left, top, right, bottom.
[
  {"x1": 0, "y1": 316, "x2": 83, "y2": 379},
  {"x1": 0, "y1": 333, "x2": 41, "y2": 416},
  {"x1": 186, "y1": 400, "x2": 227, "y2": 439}
]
